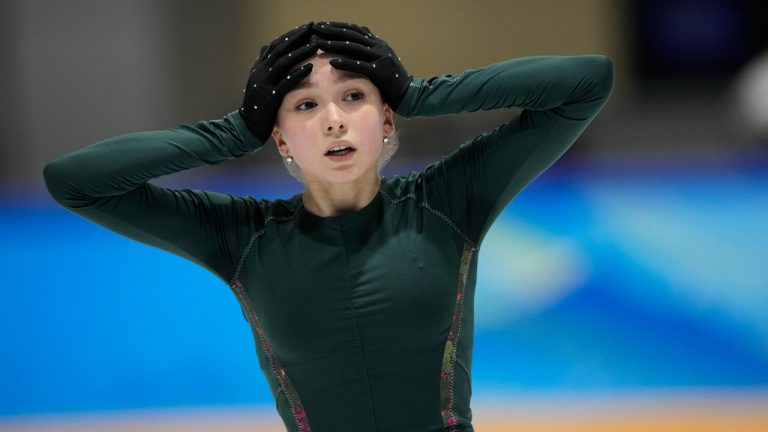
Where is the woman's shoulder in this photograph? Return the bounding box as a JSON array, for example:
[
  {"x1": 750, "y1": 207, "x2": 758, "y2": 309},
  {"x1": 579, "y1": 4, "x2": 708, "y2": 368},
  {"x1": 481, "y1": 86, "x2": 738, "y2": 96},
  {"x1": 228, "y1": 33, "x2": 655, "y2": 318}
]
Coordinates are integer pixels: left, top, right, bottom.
[
  {"x1": 382, "y1": 165, "x2": 444, "y2": 206},
  {"x1": 245, "y1": 192, "x2": 303, "y2": 222},
  {"x1": 183, "y1": 188, "x2": 302, "y2": 224},
  {"x1": 382, "y1": 171, "x2": 421, "y2": 198},
  {"x1": 382, "y1": 156, "x2": 454, "y2": 199}
]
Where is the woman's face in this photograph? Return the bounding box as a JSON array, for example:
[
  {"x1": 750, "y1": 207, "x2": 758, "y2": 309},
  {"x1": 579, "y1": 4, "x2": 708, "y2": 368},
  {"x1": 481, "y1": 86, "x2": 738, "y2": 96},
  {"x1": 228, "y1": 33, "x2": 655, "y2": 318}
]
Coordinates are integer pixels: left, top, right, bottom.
[{"x1": 272, "y1": 53, "x2": 394, "y2": 185}]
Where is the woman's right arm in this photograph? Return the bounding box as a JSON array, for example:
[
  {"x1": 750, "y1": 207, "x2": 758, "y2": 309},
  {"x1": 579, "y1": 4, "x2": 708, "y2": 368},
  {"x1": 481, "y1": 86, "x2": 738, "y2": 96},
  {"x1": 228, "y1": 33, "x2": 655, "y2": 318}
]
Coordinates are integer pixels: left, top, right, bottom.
[
  {"x1": 43, "y1": 112, "x2": 264, "y2": 282},
  {"x1": 44, "y1": 23, "x2": 317, "y2": 282}
]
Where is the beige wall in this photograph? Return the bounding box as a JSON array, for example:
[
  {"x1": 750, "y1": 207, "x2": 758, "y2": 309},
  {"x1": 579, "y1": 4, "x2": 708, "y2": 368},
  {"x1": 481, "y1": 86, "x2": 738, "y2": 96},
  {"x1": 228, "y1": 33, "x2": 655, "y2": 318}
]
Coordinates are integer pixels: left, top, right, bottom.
[{"x1": 244, "y1": 1, "x2": 628, "y2": 79}]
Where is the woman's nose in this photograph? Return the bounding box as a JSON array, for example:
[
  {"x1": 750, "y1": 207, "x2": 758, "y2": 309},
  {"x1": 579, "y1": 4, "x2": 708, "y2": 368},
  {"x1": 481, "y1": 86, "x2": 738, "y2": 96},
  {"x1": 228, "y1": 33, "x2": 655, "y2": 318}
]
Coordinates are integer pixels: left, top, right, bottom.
[{"x1": 323, "y1": 103, "x2": 346, "y2": 134}]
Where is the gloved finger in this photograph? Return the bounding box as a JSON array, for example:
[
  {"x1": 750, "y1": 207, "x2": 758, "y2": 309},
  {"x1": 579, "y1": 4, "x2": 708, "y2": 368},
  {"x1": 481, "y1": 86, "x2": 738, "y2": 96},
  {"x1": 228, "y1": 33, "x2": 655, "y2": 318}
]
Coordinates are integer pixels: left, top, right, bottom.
[
  {"x1": 313, "y1": 22, "x2": 374, "y2": 47},
  {"x1": 273, "y1": 63, "x2": 314, "y2": 96},
  {"x1": 328, "y1": 58, "x2": 377, "y2": 78},
  {"x1": 316, "y1": 39, "x2": 378, "y2": 62},
  {"x1": 247, "y1": 44, "x2": 270, "y2": 72},
  {"x1": 267, "y1": 41, "x2": 318, "y2": 81},
  {"x1": 316, "y1": 21, "x2": 373, "y2": 37},
  {"x1": 257, "y1": 44, "x2": 269, "y2": 61},
  {"x1": 268, "y1": 22, "x2": 314, "y2": 47},
  {"x1": 264, "y1": 22, "x2": 315, "y2": 63},
  {"x1": 270, "y1": 24, "x2": 314, "y2": 62}
]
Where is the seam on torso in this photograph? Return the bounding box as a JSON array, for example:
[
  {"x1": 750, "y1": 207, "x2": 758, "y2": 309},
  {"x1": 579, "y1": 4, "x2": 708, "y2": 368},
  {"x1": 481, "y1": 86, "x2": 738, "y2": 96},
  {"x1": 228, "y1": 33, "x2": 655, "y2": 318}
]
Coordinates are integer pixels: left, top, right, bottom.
[
  {"x1": 379, "y1": 189, "x2": 478, "y2": 251},
  {"x1": 455, "y1": 357, "x2": 471, "y2": 380},
  {"x1": 230, "y1": 203, "x2": 302, "y2": 286}
]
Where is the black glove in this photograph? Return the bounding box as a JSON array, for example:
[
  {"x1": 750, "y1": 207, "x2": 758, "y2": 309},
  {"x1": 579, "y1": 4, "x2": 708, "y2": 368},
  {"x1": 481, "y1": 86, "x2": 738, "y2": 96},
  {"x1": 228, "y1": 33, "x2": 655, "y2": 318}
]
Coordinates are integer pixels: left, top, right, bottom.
[
  {"x1": 239, "y1": 23, "x2": 318, "y2": 142},
  {"x1": 312, "y1": 21, "x2": 412, "y2": 111}
]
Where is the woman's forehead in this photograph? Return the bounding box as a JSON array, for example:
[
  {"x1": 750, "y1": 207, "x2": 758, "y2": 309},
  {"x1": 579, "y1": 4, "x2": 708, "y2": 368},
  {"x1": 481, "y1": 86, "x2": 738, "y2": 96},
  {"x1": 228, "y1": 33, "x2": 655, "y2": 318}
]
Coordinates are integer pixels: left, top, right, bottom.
[{"x1": 298, "y1": 50, "x2": 346, "y2": 68}]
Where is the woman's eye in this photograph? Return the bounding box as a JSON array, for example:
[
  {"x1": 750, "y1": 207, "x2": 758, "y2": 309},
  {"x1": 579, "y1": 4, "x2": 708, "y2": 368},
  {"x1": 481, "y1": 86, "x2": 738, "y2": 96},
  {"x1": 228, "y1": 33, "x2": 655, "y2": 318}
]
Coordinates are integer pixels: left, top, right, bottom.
[
  {"x1": 344, "y1": 91, "x2": 364, "y2": 102},
  {"x1": 296, "y1": 101, "x2": 316, "y2": 111}
]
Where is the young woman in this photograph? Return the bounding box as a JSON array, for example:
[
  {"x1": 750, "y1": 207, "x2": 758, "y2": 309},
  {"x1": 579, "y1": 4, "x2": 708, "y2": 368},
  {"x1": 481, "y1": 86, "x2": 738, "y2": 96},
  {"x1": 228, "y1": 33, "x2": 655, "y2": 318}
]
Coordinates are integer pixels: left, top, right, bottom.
[{"x1": 44, "y1": 21, "x2": 614, "y2": 432}]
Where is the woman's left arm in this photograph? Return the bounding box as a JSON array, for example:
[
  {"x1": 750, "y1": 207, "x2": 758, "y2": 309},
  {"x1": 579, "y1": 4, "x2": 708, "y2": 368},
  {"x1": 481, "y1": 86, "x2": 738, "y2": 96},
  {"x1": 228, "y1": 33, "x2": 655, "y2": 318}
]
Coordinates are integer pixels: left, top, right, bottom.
[
  {"x1": 312, "y1": 22, "x2": 613, "y2": 244},
  {"x1": 401, "y1": 55, "x2": 614, "y2": 243}
]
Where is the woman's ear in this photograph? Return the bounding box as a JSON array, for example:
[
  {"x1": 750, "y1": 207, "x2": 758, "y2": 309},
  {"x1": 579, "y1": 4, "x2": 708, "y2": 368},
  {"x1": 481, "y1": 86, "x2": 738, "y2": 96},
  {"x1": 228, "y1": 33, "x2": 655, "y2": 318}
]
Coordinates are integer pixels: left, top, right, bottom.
[
  {"x1": 272, "y1": 127, "x2": 290, "y2": 158},
  {"x1": 382, "y1": 104, "x2": 395, "y2": 137}
]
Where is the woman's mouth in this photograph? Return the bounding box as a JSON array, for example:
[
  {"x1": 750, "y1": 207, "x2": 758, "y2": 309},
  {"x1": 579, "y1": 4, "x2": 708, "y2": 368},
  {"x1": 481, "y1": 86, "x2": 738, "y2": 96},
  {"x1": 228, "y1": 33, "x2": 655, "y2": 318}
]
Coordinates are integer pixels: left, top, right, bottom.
[{"x1": 325, "y1": 145, "x2": 356, "y2": 162}]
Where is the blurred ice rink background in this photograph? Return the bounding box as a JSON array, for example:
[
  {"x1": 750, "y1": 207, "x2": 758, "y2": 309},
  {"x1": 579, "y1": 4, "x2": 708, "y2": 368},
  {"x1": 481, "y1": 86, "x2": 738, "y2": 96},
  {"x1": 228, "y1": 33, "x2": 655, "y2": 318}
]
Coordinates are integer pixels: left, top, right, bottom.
[{"x1": 1, "y1": 0, "x2": 767, "y2": 430}]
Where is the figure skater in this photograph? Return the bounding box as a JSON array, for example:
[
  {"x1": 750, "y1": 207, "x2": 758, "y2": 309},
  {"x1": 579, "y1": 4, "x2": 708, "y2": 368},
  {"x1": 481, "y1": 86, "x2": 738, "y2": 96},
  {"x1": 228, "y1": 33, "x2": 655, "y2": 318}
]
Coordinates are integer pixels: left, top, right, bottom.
[{"x1": 44, "y1": 21, "x2": 614, "y2": 432}]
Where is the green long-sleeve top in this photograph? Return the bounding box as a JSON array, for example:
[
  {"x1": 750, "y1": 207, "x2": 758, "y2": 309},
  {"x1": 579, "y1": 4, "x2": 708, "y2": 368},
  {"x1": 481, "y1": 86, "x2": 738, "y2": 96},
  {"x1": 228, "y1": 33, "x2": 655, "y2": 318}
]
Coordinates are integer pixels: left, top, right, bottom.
[{"x1": 44, "y1": 55, "x2": 614, "y2": 431}]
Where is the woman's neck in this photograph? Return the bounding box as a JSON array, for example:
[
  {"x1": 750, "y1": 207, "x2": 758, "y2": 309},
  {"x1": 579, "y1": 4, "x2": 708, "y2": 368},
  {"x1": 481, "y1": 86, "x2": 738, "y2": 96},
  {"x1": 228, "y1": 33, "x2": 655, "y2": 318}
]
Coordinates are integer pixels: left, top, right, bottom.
[{"x1": 302, "y1": 172, "x2": 382, "y2": 217}]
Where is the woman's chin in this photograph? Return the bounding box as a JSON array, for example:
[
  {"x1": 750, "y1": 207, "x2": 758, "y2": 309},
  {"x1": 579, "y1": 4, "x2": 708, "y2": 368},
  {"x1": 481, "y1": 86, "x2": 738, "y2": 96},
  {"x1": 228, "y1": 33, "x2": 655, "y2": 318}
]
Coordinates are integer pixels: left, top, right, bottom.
[{"x1": 305, "y1": 164, "x2": 377, "y2": 186}]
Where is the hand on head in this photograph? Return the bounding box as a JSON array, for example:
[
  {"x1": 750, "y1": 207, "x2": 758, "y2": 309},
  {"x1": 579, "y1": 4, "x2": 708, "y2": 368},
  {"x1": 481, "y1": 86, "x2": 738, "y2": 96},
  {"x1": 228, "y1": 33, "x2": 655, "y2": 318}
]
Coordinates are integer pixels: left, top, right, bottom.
[
  {"x1": 239, "y1": 21, "x2": 411, "y2": 141},
  {"x1": 239, "y1": 22, "x2": 317, "y2": 142},
  {"x1": 311, "y1": 21, "x2": 412, "y2": 111}
]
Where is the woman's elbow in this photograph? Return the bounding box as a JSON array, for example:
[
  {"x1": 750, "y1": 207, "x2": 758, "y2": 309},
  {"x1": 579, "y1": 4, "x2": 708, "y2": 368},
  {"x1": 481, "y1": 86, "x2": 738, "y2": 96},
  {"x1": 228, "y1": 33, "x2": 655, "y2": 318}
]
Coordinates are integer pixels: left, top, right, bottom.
[
  {"x1": 43, "y1": 157, "x2": 79, "y2": 206},
  {"x1": 586, "y1": 55, "x2": 615, "y2": 97}
]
